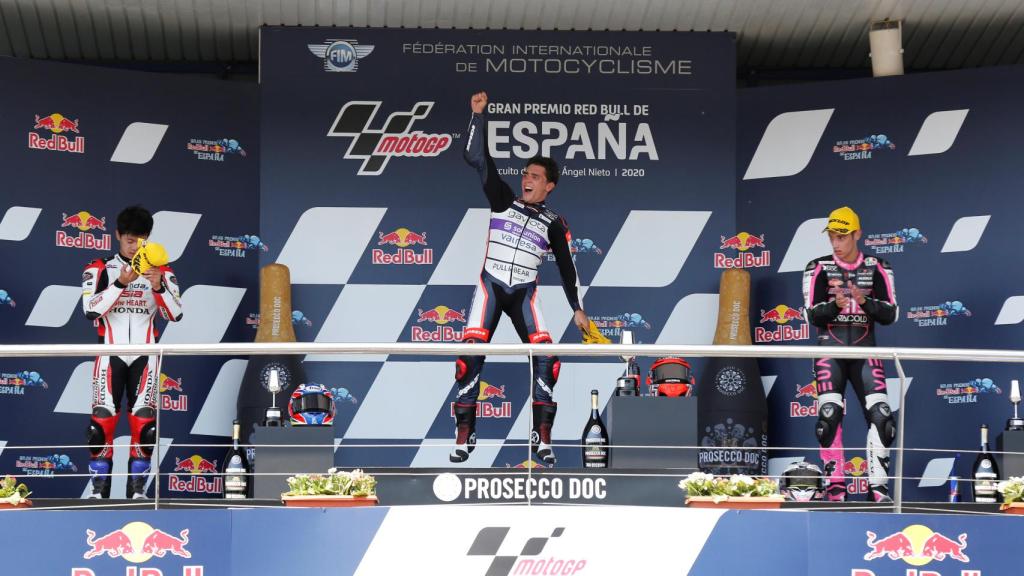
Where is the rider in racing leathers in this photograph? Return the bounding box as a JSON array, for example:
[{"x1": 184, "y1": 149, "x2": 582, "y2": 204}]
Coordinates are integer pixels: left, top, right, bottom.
[
  {"x1": 450, "y1": 91, "x2": 589, "y2": 466},
  {"x1": 81, "y1": 206, "x2": 183, "y2": 498},
  {"x1": 803, "y1": 206, "x2": 897, "y2": 502}
]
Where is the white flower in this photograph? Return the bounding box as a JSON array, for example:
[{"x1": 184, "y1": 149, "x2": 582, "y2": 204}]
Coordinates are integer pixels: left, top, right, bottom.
[{"x1": 729, "y1": 475, "x2": 754, "y2": 486}]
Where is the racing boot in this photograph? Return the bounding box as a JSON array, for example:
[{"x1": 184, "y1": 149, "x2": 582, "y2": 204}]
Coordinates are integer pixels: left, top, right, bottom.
[
  {"x1": 127, "y1": 457, "x2": 151, "y2": 499},
  {"x1": 531, "y1": 402, "x2": 557, "y2": 466},
  {"x1": 449, "y1": 403, "x2": 477, "y2": 463},
  {"x1": 87, "y1": 459, "x2": 112, "y2": 499}
]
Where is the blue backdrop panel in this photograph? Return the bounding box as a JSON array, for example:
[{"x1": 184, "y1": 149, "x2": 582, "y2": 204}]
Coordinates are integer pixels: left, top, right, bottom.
[
  {"x1": 738, "y1": 66, "x2": 1024, "y2": 500},
  {"x1": 259, "y1": 28, "x2": 737, "y2": 469},
  {"x1": 0, "y1": 57, "x2": 259, "y2": 497}
]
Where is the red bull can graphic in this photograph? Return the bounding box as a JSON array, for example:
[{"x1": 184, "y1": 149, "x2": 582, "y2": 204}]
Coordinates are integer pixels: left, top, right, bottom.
[
  {"x1": 55, "y1": 211, "x2": 111, "y2": 250},
  {"x1": 411, "y1": 306, "x2": 466, "y2": 342},
  {"x1": 714, "y1": 232, "x2": 771, "y2": 268},
  {"x1": 372, "y1": 227, "x2": 433, "y2": 265},
  {"x1": 755, "y1": 304, "x2": 809, "y2": 343},
  {"x1": 854, "y1": 525, "x2": 972, "y2": 575},
  {"x1": 29, "y1": 113, "x2": 85, "y2": 153}
]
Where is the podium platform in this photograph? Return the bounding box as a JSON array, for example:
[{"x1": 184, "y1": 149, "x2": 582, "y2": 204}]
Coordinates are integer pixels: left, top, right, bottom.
[{"x1": 251, "y1": 425, "x2": 334, "y2": 499}]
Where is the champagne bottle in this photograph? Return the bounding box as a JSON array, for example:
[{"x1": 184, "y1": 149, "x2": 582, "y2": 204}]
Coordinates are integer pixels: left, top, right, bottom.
[
  {"x1": 971, "y1": 424, "x2": 1000, "y2": 503},
  {"x1": 223, "y1": 420, "x2": 250, "y2": 499},
  {"x1": 582, "y1": 390, "x2": 609, "y2": 468}
]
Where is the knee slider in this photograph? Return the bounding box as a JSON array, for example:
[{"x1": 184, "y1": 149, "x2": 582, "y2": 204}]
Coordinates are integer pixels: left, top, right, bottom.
[
  {"x1": 867, "y1": 402, "x2": 896, "y2": 447},
  {"x1": 815, "y1": 402, "x2": 844, "y2": 447}
]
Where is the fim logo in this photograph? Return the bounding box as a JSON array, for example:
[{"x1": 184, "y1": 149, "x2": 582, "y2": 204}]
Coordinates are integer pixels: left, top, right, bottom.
[
  {"x1": 907, "y1": 301, "x2": 971, "y2": 327},
  {"x1": 467, "y1": 527, "x2": 586, "y2": 576},
  {"x1": 372, "y1": 227, "x2": 433, "y2": 265},
  {"x1": 714, "y1": 232, "x2": 770, "y2": 269},
  {"x1": 854, "y1": 524, "x2": 972, "y2": 576},
  {"x1": 57, "y1": 211, "x2": 111, "y2": 251},
  {"x1": 30, "y1": 113, "x2": 85, "y2": 153},
  {"x1": 755, "y1": 304, "x2": 808, "y2": 343},
  {"x1": 307, "y1": 39, "x2": 374, "y2": 72},
  {"x1": 412, "y1": 305, "x2": 466, "y2": 342},
  {"x1": 450, "y1": 381, "x2": 512, "y2": 419},
  {"x1": 327, "y1": 101, "x2": 453, "y2": 175}
]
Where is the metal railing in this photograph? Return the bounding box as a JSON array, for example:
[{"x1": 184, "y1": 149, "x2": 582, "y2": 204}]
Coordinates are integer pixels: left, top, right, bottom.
[{"x1": 2, "y1": 341, "x2": 1022, "y2": 512}]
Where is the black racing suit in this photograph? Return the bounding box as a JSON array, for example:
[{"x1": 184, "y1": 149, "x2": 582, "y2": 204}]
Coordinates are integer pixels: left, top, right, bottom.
[
  {"x1": 450, "y1": 112, "x2": 584, "y2": 464},
  {"x1": 803, "y1": 252, "x2": 897, "y2": 501},
  {"x1": 82, "y1": 253, "x2": 183, "y2": 497}
]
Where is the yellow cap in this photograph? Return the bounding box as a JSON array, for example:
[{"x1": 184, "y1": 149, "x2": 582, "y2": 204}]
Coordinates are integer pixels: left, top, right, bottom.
[
  {"x1": 823, "y1": 206, "x2": 860, "y2": 235},
  {"x1": 131, "y1": 241, "x2": 170, "y2": 274}
]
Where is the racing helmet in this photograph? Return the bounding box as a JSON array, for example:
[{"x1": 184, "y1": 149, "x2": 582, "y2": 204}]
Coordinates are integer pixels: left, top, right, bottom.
[
  {"x1": 288, "y1": 383, "x2": 336, "y2": 426},
  {"x1": 647, "y1": 357, "x2": 695, "y2": 397},
  {"x1": 780, "y1": 462, "x2": 825, "y2": 501}
]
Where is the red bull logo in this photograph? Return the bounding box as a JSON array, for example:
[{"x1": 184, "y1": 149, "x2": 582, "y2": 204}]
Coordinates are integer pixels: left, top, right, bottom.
[
  {"x1": 791, "y1": 383, "x2": 851, "y2": 418},
  {"x1": 56, "y1": 211, "x2": 111, "y2": 251},
  {"x1": 412, "y1": 306, "x2": 466, "y2": 342},
  {"x1": 158, "y1": 373, "x2": 188, "y2": 412},
  {"x1": 169, "y1": 455, "x2": 221, "y2": 494},
  {"x1": 80, "y1": 522, "x2": 192, "y2": 564},
  {"x1": 29, "y1": 113, "x2": 85, "y2": 153},
  {"x1": 448, "y1": 381, "x2": 512, "y2": 419},
  {"x1": 755, "y1": 304, "x2": 808, "y2": 343},
  {"x1": 855, "y1": 525, "x2": 971, "y2": 574},
  {"x1": 714, "y1": 232, "x2": 771, "y2": 269},
  {"x1": 371, "y1": 227, "x2": 433, "y2": 265}
]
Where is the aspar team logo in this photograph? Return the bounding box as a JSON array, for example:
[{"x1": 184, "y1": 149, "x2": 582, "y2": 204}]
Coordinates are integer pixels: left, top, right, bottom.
[
  {"x1": 907, "y1": 300, "x2": 971, "y2": 327},
  {"x1": 855, "y1": 524, "x2": 970, "y2": 574},
  {"x1": 411, "y1": 305, "x2": 466, "y2": 342},
  {"x1": 865, "y1": 227, "x2": 928, "y2": 254},
  {"x1": 449, "y1": 380, "x2": 512, "y2": 419},
  {"x1": 372, "y1": 227, "x2": 433, "y2": 265},
  {"x1": 714, "y1": 232, "x2": 770, "y2": 269},
  {"x1": 79, "y1": 522, "x2": 200, "y2": 575},
  {"x1": 307, "y1": 39, "x2": 374, "y2": 72},
  {"x1": 755, "y1": 304, "x2": 808, "y2": 343},
  {"x1": 29, "y1": 112, "x2": 85, "y2": 153},
  {"x1": 57, "y1": 210, "x2": 111, "y2": 251},
  {"x1": 327, "y1": 101, "x2": 453, "y2": 175}
]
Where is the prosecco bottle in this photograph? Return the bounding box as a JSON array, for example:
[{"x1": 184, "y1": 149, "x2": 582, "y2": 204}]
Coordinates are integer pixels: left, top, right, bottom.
[
  {"x1": 971, "y1": 424, "x2": 1000, "y2": 503},
  {"x1": 581, "y1": 390, "x2": 609, "y2": 468},
  {"x1": 223, "y1": 420, "x2": 250, "y2": 499}
]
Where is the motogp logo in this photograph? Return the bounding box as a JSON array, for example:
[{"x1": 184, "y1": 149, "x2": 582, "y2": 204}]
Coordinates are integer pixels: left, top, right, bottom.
[{"x1": 327, "y1": 101, "x2": 453, "y2": 175}]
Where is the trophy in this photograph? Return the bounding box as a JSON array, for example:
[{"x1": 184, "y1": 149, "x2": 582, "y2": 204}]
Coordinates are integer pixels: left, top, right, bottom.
[
  {"x1": 1008, "y1": 379, "x2": 1024, "y2": 431},
  {"x1": 264, "y1": 368, "x2": 283, "y2": 427},
  {"x1": 615, "y1": 330, "x2": 641, "y2": 397}
]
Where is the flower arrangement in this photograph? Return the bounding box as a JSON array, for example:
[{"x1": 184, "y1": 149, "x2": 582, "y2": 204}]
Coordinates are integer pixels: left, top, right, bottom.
[
  {"x1": 0, "y1": 475, "x2": 30, "y2": 506},
  {"x1": 284, "y1": 468, "x2": 377, "y2": 498},
  {"x1": 997, "y1": 476, "x2": 1024, "y2": 504},
  {"x1": 678, "y1": 472, "x2": 779, "y2": 503}
]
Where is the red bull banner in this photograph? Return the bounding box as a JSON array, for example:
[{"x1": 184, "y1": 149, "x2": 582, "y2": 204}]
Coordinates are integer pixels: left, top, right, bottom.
[
  {"x1": 0, "y1": 56, "x2": 258, "y2": 498},
  {"x1": 260, "y1": 27, "x2": 736, "y2": 469},
  {"x1": 739, "y1": 66, "x2": 1024, "y2": 501}
]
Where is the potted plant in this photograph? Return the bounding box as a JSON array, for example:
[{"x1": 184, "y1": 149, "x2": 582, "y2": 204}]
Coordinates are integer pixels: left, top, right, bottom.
[
  {"x1": 0, "y1": 475, "x2": 31, "y2": 508},
  {"x1": 679, "y1": 472, "x2": 783, "y2": 509},
  {"x1": 282, "y1": 468, "x2": 378, "y2": 507},
  {"x1": 997, "y1": 476, "x2": 1024, "y2": 513}
]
